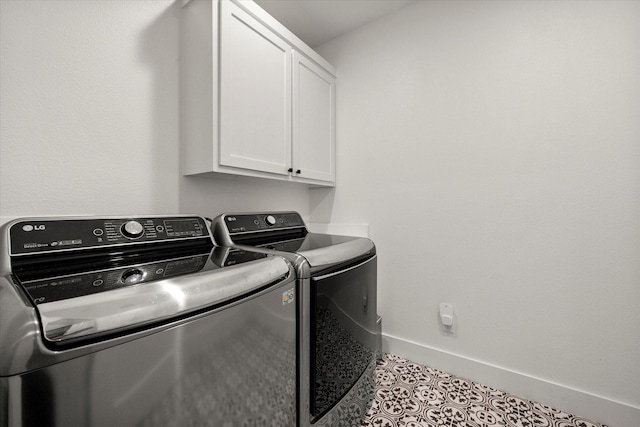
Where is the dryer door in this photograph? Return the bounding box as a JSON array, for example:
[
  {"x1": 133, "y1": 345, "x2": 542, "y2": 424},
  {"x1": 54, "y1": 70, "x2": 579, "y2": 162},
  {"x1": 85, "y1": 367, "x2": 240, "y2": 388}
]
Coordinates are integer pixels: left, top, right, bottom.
[{"x1": 310, "y1": 255, "x2": 377, "y2": 420}]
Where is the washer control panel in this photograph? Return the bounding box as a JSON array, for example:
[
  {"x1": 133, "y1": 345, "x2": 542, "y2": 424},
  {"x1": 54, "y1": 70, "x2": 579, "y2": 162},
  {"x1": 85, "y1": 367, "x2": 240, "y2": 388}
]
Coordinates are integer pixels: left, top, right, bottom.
[
  {"x1": 223, "y1": 212, "x2": 305, "y2": 234},
  {"x1": 9, "y1": 216, "x2": 209, "y2": 255}
]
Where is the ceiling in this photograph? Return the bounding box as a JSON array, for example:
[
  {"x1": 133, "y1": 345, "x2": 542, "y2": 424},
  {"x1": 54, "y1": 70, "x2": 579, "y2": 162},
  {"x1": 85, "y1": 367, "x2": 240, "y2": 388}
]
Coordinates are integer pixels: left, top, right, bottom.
[{"x1": 254, "y1": 0, "x2": 416, "y2": 48}]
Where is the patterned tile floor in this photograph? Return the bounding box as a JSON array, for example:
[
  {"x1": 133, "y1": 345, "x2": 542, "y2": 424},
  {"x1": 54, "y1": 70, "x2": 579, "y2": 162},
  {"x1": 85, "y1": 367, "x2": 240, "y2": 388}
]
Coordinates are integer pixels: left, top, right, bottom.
[{"x1": 361, "y1": 354, "x2": 608, "y2": 427}]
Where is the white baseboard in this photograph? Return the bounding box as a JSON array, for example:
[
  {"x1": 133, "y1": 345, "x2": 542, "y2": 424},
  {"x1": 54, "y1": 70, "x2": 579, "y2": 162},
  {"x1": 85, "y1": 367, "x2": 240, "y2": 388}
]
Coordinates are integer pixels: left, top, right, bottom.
[{"x1": 383, "y1": 333, "x2": 639, "y2": 427}]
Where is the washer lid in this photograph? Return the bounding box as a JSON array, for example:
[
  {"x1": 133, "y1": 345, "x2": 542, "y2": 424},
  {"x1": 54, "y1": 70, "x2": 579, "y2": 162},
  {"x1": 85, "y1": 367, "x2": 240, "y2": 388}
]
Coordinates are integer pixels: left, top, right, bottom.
[{"x1": 35, "y1": 255, "x2": 292, "y2": 346}]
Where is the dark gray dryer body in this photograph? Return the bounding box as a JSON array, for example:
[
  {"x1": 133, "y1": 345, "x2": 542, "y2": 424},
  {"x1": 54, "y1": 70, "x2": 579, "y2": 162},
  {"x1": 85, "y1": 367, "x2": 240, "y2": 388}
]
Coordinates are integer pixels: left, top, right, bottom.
[{"x1": 213, "y1": 211, "x2": 380, "y2": 427}]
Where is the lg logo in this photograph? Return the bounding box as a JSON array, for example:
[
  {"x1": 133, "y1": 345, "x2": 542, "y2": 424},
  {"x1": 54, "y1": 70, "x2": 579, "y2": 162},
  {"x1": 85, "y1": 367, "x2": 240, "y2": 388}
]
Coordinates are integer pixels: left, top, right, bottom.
[{"x1": 22, "y1": 224, "x2": 46, "y2": 232}]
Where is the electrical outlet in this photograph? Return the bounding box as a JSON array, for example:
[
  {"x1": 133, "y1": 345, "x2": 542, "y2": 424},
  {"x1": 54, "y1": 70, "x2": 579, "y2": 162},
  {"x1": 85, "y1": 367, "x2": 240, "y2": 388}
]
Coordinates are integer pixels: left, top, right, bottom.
[{"x1": 439, "y1": 302, "x2": 454, "y2": 330}]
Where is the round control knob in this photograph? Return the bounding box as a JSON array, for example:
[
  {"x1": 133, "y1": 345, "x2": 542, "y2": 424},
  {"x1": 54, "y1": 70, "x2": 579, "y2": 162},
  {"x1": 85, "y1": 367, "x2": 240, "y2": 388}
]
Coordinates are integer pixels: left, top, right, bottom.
[
  {"x1": 121, "y1": 268, "x2": 145, "y2": 285},
  {"x1": 265, "y1": 215, "x2": 277, "y2": 226},
  {"x1": 121, "y1": 220, "x2": 144, "y2": 239}
]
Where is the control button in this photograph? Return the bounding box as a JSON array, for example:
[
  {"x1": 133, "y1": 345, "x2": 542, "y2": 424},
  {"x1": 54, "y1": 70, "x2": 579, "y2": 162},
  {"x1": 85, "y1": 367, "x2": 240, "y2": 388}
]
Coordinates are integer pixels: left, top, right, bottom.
[
  {"x1": 156, "y1": 225, "x2": 164, "y2": 233},
  {"x1": 121, "y1": 220, "x2": 144, "y2": 239},
  {"x1": 93, "y1": 228, "x2": 104, "y2": 237},
  {"x1": 92, "y1": 279, "x2": 104, "y2": 287},
  {"x1": 265, "y1": 215, "x2": 277, "y2": 226},
  {"x1": 121, "y1": 269, "x2": 144, "y2": 285}
]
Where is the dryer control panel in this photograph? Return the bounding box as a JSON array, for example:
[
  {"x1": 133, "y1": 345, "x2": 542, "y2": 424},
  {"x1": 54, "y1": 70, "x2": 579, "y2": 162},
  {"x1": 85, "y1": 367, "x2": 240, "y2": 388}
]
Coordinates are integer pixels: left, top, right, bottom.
[
  {"x1": 9, "y1": 216, "x2": 210, "y2": 255},
  {"x1": 223, "y1": 212, "x2": 305, "y2": 234}
]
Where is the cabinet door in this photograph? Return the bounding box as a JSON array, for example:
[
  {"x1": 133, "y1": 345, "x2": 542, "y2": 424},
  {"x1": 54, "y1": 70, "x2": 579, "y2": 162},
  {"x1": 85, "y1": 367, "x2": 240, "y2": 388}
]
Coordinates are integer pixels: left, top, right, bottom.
[
  {"x1": 219, "y1": 1, "x2": 291, "y2": 176},
  {"x1": 292, "y1": 52, "x2": 335, "y2": 184}
]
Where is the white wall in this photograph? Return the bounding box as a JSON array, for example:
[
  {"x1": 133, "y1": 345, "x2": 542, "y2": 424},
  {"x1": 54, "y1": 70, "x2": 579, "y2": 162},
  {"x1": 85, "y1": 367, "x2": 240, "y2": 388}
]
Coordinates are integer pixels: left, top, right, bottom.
[
  {"x1": 0, "y1": 0, "x2": 181, "y2": 221},
  {"x1": 0, "y1": 0, "x2": 309, "y2": 224},
  {"x1": 179, "y1": 175, "x2": 309, "y2": 220},
  {"x1": 314, "y1": 1, "x2": 640, "y2": 425}
]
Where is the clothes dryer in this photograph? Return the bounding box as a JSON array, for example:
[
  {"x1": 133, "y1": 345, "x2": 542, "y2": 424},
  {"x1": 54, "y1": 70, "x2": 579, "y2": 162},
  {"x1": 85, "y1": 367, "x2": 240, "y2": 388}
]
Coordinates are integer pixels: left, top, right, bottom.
[{"x1": 213, "y1": 211, "x2": 379, "y2": 426}]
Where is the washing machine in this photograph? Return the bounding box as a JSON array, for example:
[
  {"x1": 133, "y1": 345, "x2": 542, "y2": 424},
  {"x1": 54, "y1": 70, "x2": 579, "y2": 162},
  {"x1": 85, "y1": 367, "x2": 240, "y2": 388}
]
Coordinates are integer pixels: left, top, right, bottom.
[{"x1": 0, "y1": 215, "x2": 297, "y2": 427}]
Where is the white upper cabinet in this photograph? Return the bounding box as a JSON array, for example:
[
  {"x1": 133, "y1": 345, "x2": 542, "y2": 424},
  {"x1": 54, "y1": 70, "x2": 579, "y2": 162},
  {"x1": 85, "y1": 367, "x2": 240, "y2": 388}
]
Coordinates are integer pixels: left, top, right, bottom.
[
  {"x1": 219, "y1": 2, "x2": 291, "y2": 176},
  {"x1": 181, "y1": 0, "x2": 336, "y2": 187},
  {"x1": 292, "y1": 52, "x2": 336, "y2": 183}
]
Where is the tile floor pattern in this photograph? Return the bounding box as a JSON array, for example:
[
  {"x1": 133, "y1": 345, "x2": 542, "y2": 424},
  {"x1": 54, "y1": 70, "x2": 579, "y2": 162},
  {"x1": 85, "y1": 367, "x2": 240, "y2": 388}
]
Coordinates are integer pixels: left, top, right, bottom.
[{"x1": 361, "y1": 354, "x2": 608, "y2": 427}]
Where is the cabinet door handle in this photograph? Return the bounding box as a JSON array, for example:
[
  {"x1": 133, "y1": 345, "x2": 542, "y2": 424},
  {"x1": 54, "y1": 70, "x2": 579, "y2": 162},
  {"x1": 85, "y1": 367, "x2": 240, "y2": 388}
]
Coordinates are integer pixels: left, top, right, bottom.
[
  {"x1": 295, "y1": 169, "x2": 301, "y2": 174},
  {"x1": 288, "y1": 168, "x2": 293, "y2": 173}
]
